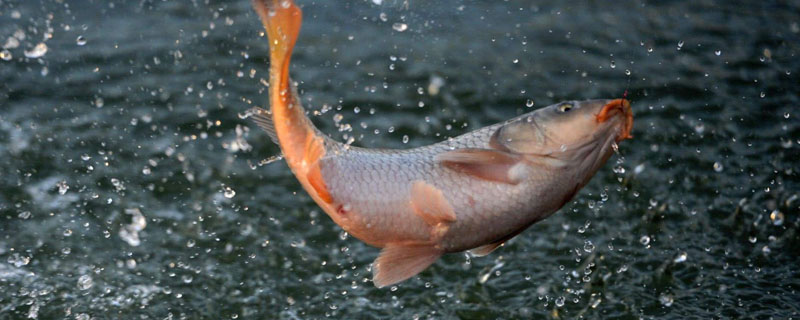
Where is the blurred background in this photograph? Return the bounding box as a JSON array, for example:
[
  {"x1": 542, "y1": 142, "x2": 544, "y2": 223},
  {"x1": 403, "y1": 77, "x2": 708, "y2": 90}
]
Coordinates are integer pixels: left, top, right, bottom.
[{"x1": 0, "y1": 0, "x2": 798, "y2": 318}]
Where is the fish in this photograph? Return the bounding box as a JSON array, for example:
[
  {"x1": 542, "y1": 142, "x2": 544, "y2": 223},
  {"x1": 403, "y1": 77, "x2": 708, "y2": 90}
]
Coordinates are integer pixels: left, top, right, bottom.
[{"x1": 249, "y1": 0, "x2": 634, "y2": 288}]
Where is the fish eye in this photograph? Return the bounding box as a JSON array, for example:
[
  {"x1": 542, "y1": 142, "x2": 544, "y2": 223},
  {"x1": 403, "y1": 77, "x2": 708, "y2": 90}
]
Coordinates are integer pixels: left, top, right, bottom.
[{"x1": 557, "y1": 103, "x2": 573, "y2": 113}]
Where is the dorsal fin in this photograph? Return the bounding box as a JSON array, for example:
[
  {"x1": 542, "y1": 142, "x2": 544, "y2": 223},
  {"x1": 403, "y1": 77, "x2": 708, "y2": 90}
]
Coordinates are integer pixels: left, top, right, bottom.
[{"x1": 249, "y1": 107, "x2": 279, "y2": 144}]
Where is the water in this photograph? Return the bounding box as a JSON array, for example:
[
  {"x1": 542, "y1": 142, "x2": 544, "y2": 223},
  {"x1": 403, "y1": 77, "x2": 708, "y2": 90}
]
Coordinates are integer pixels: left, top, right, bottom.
[{"x1": 1, "y1": 0, "x2": 798, "y2": 318}]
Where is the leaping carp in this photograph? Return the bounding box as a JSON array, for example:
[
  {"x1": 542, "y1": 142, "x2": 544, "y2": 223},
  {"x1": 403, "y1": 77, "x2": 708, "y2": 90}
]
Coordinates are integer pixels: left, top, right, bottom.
[{"x1": 249, "y1": 0, "x2": 633, "y2": 287}]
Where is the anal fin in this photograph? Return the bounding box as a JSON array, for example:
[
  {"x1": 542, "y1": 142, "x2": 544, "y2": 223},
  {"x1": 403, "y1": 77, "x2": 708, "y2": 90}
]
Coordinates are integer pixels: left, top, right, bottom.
[
  {"x1": 469, "y1": 242, "x2": 504, "y2": 257},
  {"x1": 372, "y1": 244, "x2": 442, "y2": 288},
  {"x1": 469, "y1": 226, "x2": 528, "y2": 257},
  {"x1": 435, "y1": 148, "x2": 524, "y2": 184}
]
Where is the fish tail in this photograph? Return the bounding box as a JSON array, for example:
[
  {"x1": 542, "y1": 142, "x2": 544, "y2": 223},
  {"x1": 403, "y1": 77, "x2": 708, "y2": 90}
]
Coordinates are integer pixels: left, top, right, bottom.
[
  {"x1": 252, "y1": 0, "x2": 323, "y2": 167},
  {"x1": 253, "y1": 0, "x2": 335, "y2": 204}
]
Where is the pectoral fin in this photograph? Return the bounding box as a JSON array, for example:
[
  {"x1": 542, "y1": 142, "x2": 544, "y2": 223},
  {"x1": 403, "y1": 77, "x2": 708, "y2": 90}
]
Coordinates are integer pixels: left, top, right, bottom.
[
  {"x1": 409, "y1": 181, "x2": 456, "y2": 226},
  {"x1": 249, "y1": 107, "x2": 279, "y2": 144},
  {"x1": 435, "y1": 149, "x2": 524, "y2": 184},
  {"x1": 372, "y1": 244, "x2": 442, "y2": 288}
]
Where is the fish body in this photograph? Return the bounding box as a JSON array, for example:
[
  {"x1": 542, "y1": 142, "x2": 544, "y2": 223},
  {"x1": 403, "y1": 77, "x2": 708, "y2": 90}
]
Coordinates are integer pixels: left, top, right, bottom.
[{"x1": 250, "y1": 0, "x2": 633, "y2": 287}]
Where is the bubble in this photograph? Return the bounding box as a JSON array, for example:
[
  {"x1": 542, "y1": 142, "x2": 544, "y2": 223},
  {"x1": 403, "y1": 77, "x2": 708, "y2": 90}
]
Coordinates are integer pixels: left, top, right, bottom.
[
  {"x1": 77, "y1": 275, "x2": 94, "y2": 290},
  {"x1": 24, "y1": 42, "x2": 48, "y2": 58},
  {"x1": 392, "y1": 23, "x2": 408, "y2": 32},
  {"x1": 713, "y1": 162, "x2": 723, "y2": 172},
  {"x1": 769, "y1": 210, "x2": 784, "y2": 226},
  {"x1": 76, "y1": 35, "x2": 87, "y2": 46},
  {"x1": 639, "y1": 235, "x2": 650, "y2": 245},
  {"x1": 0, "y1": 49, "x2": 11, "y2": 61}
]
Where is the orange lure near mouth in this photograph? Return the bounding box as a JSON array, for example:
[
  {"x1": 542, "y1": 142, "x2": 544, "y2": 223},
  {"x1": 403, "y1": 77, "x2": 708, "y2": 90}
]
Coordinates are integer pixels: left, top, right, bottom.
[{"x1": 596, "y1": 98, "x2": 634, "y2": 141}]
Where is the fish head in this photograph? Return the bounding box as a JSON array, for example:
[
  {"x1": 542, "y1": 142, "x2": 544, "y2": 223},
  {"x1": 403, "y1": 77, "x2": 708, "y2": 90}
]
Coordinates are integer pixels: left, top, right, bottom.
[{"x1": 491, "y1": 99, "x2": 633, "y2": 161}]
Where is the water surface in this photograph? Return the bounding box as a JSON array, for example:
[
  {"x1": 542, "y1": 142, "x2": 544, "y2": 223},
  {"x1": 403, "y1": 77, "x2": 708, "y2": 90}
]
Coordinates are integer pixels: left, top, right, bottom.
[{"x1": 1, "y1": 0, "x2": 798, "y2": 318}]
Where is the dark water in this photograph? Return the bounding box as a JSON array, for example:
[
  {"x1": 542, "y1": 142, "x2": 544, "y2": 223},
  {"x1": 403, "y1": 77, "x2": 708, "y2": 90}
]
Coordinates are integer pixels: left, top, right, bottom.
[{"x1": 1, "y1": 0, "x2": 799, "y2": 318}]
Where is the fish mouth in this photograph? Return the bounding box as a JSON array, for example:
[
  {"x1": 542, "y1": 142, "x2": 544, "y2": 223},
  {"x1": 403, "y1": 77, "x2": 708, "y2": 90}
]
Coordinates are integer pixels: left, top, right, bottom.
[{"x1": 595, "y1": 98, "x2": 633, "y2": 141}]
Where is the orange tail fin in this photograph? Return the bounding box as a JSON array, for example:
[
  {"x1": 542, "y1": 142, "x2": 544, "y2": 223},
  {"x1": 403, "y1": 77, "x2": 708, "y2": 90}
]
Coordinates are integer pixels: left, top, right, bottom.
[{"x1": 252, "y1": 0, "x2": 317, "y2": 165}]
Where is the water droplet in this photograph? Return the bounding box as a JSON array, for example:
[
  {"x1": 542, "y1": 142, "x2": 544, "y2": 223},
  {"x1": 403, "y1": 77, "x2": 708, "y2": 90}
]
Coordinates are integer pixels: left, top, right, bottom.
[
  {"x1": 639, "y1": 235, "x2": 651, "y2": 245},
  {"x1": 187, "y1": 239, "x2": 196, "y2": 248},
  {"x1": 673, "y1": 252, "x2": 687, "y2": 263},
  {"x1": 525, "y1": 99, "x2": 534, "y2": 108},
  {"x1": 713, "y1": 162, "x2": 723, "y2": 172},
  {"x1": 624, "y1": 69, "x2": 631, "y2": 76},
  {"x1": 379, "y1": 12, "x2": 388, "y2": 22},
  {"x1": 76, "y1": 35, "x2": 87, "y2": 46},
  {"x1": 714, "y1": 50, "x2": 721, "y2": 56},
  {"x1": 119, "y1": 208, "x2": 146, "y2": 246},
  {"x1": 785, "y1": 112, "x2": 790, "y2": 119},
  {"x1": 0, "y1": 49, "x2": 11, "y2": 61},
  {"x1": 392, "y1": 23, "x2": 408, "y2": 32},
  {"x1": 748, "y1": 236, "x2": 757, "y2": 243},
  {"x1": 77, "y1": 275, "x2": 94, "y2": 290},
  {"x1": 402, "y1": 135, "x2": 409, "y2": 144},
  {"x1": 63, "y1": 229, "x2": 73, "y2": 236},
  {"x1": 18, "y1": 211, "x2": 31, "y2": 219},
  {"x1": 609, "y1": 60, "x2": 616, "y2": 68},
  {"x1": 7, "y1": 253, "x2": 30, "y2": 267},
  {"x1": 583, "y1": 240, "x2": 595, "y2": 253},
  {"x1": 24, "y1": 42, "x2": 48, "y2": 58},
  {"x1": 555, "y1": 296, "x2": 565, "y2": 307},
  {"x1": 769, "y1": 210, "x2": 784, "y2": 226},
  {"x1": 659, "y1": 293, "x2": 674, "y2": 307},
  {"x1": 760, "y1": 92, "x2": 765, "y2": 98},
  {"x1": 223, "y1": 186, "x2": 236, "y2": 198},
  {"x1": 56, "y1": 180, "x2": 69, "y2": 194},
  {"x1": 182, "y1": 275, "x2": 193, "y2": 283},
  {"x1": 207, "y1": 81, "x2": 214, "y2": 90},
  {"x1": 676, "y1": 41, "x2": 684, "y2": 50}
]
